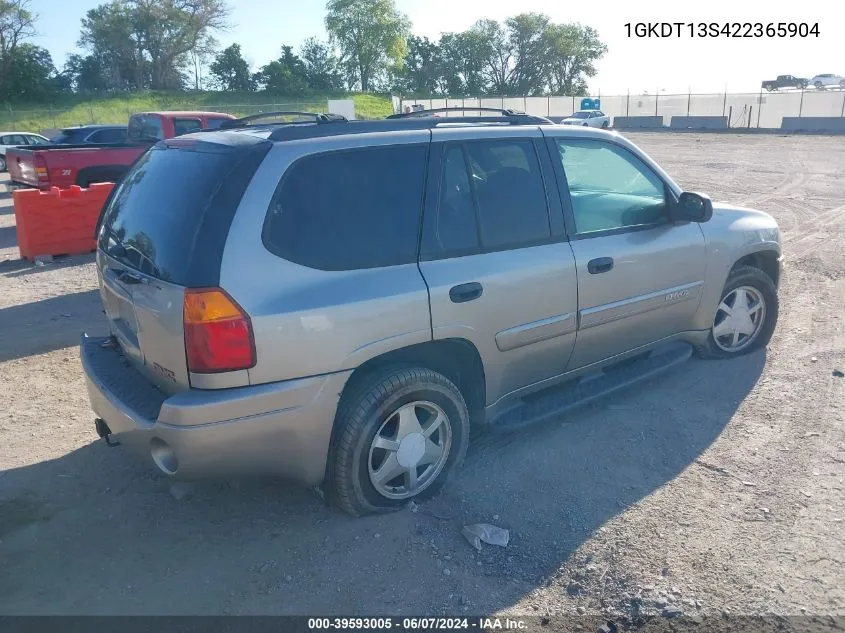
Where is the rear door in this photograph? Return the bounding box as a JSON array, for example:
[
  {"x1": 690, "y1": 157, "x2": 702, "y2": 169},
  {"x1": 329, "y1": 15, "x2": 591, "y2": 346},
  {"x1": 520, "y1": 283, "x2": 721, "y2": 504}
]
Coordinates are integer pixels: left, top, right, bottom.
[
  {"x1": 544, "y1": 133, "x2": 707, "y2": 370},
  {"x1": 419, "y1": 128, "x2": 579, "y2": 404},
  {"x1": 97, "y1": 137, "x2": 271, "y2": 393}
]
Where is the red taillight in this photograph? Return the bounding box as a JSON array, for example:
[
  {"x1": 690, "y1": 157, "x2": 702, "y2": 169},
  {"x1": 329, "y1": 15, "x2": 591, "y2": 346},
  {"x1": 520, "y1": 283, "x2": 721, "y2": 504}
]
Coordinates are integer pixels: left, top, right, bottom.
[
  {"x1": 183, "y1": 288, "x2": 256, "y2": 373},
  {"x1": 34, "y1": 155, "x2": 49, "y2": 183}
]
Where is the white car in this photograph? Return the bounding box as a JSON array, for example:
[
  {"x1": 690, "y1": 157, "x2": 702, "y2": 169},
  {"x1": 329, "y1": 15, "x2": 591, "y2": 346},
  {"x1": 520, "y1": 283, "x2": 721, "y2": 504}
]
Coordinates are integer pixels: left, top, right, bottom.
[
  {"x1": 0, "y1": 132, "x2": 50, "y2": 172},
  {"x1": 810, "y1": 74, "x2": 845, "y2": 89},
  {"x1": 561, "y1": 110, "x2": 610, "y2": 128}
]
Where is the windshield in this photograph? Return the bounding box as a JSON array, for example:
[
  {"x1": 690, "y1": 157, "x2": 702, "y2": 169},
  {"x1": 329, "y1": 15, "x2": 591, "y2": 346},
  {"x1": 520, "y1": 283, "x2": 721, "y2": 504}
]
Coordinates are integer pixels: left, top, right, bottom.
[{"x1": 570, "y1": 112, "x2": 591, "y2": 119}]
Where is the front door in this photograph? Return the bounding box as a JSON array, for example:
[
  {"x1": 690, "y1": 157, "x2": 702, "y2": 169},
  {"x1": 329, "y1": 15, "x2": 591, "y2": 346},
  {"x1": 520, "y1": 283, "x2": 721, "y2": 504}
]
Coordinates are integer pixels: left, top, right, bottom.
[{"x1": 545, "y1": 135, "x2": 707, "y2": 370}]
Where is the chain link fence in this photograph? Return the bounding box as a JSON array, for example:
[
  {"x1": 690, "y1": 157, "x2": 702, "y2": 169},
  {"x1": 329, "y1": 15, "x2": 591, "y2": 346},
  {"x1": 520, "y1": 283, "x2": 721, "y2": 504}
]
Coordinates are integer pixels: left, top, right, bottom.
[{"x1": 398, "y1": 89, "x2": 845, "y2": 128}]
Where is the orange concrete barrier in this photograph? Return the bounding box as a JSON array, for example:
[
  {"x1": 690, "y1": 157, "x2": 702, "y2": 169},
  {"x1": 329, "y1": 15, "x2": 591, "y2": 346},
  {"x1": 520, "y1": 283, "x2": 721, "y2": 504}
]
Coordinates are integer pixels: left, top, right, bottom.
[{"x1": 12, "y1": 183, "x2": 114, "y2": 261}]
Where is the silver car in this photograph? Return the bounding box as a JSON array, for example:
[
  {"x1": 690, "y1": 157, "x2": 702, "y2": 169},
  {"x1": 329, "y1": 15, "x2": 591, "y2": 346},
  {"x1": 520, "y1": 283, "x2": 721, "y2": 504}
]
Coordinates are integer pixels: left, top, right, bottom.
[{"x1": 82, "y1": 110, "x2": 781, "y2": 515}]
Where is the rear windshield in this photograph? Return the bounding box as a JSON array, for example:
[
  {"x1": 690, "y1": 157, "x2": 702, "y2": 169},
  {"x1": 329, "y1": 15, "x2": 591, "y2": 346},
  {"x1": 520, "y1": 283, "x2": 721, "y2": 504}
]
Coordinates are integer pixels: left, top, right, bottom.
[
  {"x1": 98, "y1": 140, "x2": 269, "y2": 286},
  {"x1": 127, "y1": 115, "x2": 164, "y2": 142}
]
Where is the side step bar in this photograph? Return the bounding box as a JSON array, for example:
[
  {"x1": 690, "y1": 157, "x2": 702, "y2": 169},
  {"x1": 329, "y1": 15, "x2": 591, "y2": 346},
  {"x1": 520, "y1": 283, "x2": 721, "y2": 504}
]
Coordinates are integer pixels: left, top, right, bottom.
[{"x1": 489, "y1": 342, "x2": 693, "y2": 431}]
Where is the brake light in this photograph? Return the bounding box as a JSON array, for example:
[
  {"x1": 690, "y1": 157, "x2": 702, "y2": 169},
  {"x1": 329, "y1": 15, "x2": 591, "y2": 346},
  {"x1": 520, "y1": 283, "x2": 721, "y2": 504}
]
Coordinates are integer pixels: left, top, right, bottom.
[
  {"x1": 183, "y1": 288, "x2": 256, "y2": 373},
  {"x1": 34, "y1": 155, "x2": 49, "y2": 183}
]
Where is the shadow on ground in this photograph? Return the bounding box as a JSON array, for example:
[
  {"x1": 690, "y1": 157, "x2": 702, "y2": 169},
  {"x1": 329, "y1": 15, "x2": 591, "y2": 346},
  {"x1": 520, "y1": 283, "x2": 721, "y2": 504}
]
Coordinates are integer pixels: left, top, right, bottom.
[
  {"x1": 0, "y1": 225, "x2": 17, "y2": 249},
  {"x1": 0, "y1": 252, "x2": 96, "y2": 278},
  {"x1": 0, "y1": 347, "x2": 765, "y2": 615},
  {"x1": 0, "y1": 289, "x2": 103, "y2": 362}
]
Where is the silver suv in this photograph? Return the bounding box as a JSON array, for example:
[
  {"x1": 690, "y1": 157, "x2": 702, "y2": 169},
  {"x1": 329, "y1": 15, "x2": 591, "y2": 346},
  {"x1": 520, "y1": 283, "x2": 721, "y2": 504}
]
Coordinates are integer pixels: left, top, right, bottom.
[{"x1": 82, "y1": 109, "x2": 781, "y2": 515}]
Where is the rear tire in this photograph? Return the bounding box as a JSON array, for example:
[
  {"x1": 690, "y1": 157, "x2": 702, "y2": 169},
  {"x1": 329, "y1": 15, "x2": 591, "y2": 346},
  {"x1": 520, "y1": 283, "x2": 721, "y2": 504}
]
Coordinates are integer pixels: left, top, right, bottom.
[
  {"x1": 814, "y1": 81, "x2": 824, "y2": 89},
  {"x1": 696, "y1": 266, "x2": 778, "y2": 359},
  {"x1": 329, "y1": 366, "x2": 469, "y2": 516},
  {"x1": 0, "y1": 155, "x2": 6, "y2": 172}
]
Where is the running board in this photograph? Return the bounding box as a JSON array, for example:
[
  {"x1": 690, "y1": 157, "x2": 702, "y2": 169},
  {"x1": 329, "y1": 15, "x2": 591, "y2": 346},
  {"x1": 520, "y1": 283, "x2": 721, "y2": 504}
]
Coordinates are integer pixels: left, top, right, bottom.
[{"x1": 489, "y1": 342, "x2": 693, "y2": 430}]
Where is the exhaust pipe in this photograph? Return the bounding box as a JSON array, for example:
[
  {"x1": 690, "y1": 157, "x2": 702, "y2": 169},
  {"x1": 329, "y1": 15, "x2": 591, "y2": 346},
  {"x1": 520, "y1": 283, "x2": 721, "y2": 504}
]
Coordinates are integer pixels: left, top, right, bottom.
[{"x1": 94, "y1": 418, "x2": 120, "y2": 447}]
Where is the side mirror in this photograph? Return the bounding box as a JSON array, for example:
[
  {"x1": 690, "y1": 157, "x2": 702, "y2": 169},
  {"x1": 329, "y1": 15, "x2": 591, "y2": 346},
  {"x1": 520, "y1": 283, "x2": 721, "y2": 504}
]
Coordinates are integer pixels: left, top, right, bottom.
[{"x1": 673, "y1": 191, "x2": 713, "y2": 223}]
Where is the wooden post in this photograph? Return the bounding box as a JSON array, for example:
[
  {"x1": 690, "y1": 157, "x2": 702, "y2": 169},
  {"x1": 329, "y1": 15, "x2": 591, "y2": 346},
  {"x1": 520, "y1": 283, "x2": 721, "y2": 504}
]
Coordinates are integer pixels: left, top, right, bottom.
[
  {"x1": 748, "y1": 106, "x2": 753, "y2": 128},
  {"x1": 722, "y1": 91, "x2": 727, "y2": 116},
  {"x1": 728, "y1": 105, "x2": 733, "y2": 128},
  {"x1": 799, "y1": 86, "x2": 804, "y2": 117}
]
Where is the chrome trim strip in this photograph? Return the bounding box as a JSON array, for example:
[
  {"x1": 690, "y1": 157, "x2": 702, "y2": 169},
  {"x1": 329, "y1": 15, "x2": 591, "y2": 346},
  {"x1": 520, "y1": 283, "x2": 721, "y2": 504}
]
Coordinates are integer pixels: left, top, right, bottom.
[
  {"x1": 579, "y1": 281, "x2": 704, "y2": 330},
  {"x1": 495, "y1": 312, "x2": 576, "y2": 352}
]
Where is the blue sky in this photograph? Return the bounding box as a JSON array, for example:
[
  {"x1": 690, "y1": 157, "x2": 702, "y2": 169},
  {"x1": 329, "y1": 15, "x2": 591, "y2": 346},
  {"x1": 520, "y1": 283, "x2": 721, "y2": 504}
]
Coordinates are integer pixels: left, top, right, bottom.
[{"x1": 29, "y1": 0, "x2": 839, "y2": 94}]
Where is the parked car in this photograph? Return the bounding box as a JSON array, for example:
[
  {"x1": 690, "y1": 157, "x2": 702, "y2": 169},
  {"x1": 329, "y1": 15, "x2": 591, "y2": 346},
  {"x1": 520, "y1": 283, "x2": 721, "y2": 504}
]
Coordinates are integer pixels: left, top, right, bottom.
[
  {"x1": 81, "y1": 110, "x2": 781, "y2": 516},
  {"x1": 810, "y1": 74, "x2": 845, "y2": 89},
  {"x1": 561, "y1": 109, "x2": 610, "y2": 128},
  {"x1": 0, "y1": 132, "x2": 49, "y2": 172},
  {"x1": 50, "y1": 125, "x2": 128, "y2": 145},
  {"x1": 761, "y1": 75, "x2": 808, "y2": 91},
  {"x1": 6, "y1": 111, "x2": 235, "y2": 189}
]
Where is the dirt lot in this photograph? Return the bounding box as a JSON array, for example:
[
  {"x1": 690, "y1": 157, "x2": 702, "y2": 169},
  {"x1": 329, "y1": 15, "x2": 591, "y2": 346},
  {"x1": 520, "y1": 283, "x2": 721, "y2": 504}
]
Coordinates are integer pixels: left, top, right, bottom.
[{"x1": 0, "y1": 133, "x2": 843, "y2": 622}]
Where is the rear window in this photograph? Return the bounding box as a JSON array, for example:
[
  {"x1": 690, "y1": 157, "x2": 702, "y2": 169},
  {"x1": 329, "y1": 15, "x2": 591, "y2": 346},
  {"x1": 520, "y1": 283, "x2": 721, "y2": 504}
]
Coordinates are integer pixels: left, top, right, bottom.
[
  {"x1": 263, "y1": 144, "x2": 428, "y2": 270},
  {"x1": 88, "y1": 128, "x2": 127, "y2": 143},
  {"x1": 205, "y1": 117, "x2": 231, "y2": 130},
  {"x1": 128, "y1": 115, "x2": 164, "y2": 141},
  {"x1": 173, "y1": 118, "x2": 201, "y2": 136},
  {"x1": 99, "y1": 141, "x2": 269, "y2": 286}
]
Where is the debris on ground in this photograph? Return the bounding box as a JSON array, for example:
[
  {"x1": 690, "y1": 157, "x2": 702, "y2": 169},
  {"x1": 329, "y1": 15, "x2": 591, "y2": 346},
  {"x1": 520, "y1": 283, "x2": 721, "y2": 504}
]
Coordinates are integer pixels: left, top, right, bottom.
[
  {"x1": 833, "y1": 370, "x2": 844, "y2": 378},
  {"x1": 462, "y1": 523, "x2": 509, "y2": 551}
]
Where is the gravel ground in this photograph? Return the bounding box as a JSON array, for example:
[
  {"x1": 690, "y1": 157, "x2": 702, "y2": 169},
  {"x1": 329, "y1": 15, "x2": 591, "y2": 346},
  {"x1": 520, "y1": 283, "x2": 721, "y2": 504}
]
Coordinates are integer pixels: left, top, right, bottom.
[{"x1": 0, "y1": 133, "x2": 843, "y2": 625}]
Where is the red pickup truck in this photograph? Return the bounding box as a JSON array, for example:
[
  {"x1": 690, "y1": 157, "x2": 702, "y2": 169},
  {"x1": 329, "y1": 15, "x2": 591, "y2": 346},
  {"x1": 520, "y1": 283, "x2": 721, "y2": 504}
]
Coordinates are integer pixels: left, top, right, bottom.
[{"x1": 7, "y1": 111, "x2": 236, "y2": 189}]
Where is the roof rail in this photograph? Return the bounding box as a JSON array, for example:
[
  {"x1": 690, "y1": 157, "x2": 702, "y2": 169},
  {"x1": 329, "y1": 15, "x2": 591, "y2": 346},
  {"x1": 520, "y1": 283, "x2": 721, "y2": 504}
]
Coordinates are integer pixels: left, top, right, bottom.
[
  {"x1": 266, "y1": 113, "x2": 553, "y2": 141},
  {"x1": 219, "y1": 111, "x2": 346, "y2": 129},
  {"x1": 388, "y1": 106, "x2": 537, "y2": 119}
]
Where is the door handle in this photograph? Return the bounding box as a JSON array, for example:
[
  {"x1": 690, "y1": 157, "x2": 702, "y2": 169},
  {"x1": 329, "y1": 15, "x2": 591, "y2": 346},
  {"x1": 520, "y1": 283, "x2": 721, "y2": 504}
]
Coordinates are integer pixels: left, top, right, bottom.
[
  {"x1": 587, "y1": 257, "x2": 614, "y2": 274},
  {"x1": 449, "y1": 282, "x2": 483, "y2": 303}
]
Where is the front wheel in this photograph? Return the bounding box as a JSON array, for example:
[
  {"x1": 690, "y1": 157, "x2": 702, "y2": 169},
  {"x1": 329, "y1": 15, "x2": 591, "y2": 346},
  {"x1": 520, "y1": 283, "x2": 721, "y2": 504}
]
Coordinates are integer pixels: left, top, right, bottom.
[
  {"x1": 839, "y1": 80, "x2": 845, "y2": 89},
  {"x1": 814, "y1": 81, "x2": 824, "y2": 89},
  {"x1": 0, "y1": 155, "x2": 6, "y2": 172},
  {"x1": 696, "y1": 265, "x2": 779, "y2": 359},
  {"x1": 601, "y1": 121, "x2": 609, "y2": 128},
  {"x1": 329, "y1": 366, "x2": 470, "y2": 516}
]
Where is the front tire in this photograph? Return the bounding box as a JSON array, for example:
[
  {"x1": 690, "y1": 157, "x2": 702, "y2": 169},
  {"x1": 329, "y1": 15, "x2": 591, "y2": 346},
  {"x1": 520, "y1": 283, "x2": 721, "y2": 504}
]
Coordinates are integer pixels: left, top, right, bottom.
[
  {"x1": 696, "y1": 265, "x2": 779, "y2": 359},
  {"x1": 329, "y1": 366, "x2": 470, "y2": 516},
  {"x1": 814, "y1": 81, "x2": 824, "y2": 89},
  {"x1": 0, "y1": 155, "x2": 6, "y2": 172}
]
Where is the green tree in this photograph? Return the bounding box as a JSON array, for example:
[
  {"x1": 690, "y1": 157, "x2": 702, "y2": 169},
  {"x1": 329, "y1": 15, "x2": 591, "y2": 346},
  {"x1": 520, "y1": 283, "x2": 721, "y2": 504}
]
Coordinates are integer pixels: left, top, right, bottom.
[
  {"x1": 0, "y1": 0, "x2": 37, "y2": 97},
  {"x1": 438, "y1": 30, "x2": 487, "y2": 96},
  {"x1": 209, "y1": 43, "x2": 254, "y2": 91},
  {"x1": 79, "y1": 0, "x2": 230, "y2": 91},
  {"x1": 325, "y1": 0, "x2": 409, "y2": 91},
  {"x1": 254, "y1": 45, "x2": 308, "y2": 93},
  {"x1": 61, "y1": 53, "x2": 110, "y2": 92},
  {"x1": 507, "y1": 13, "x2": 551, "y2": 95},
  {"x1": 544, "y1": 23, "x2": 606, "y2": 95},
  {"x1": 1, "y1": 43, "x2": 57, "y2": 99},
  {"x1": 300, "y1": 37, "x2": 343, "y2": 91},
  {"x1": 470, "y1": 19, "x2": 512, "y2": 94},
  {"x1": 394, "y1": 35, "x2": 440, "y2": 95}
]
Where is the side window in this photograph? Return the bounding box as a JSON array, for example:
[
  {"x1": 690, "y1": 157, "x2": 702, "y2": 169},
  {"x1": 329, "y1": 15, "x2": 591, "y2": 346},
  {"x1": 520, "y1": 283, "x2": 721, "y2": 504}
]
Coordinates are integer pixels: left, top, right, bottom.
[
  {"x1": 93, "y1": 128, "x2": 127, "y2": 143},
  {"x1": 556, "y1": 139, "x2": 667, "y2": 235},
  {"x1": 4, "y1": 134, "x2": 27, "y2": 145},
  {"x1": 425, "y1": 139, "x2": 551, "y2": 258},
  {"x1": 173, "y1": 118, "x2": 201, "y2": 136},
  {"x1": 263, "y1": 144, "x2": 428, "y2": 270},
  {"x1": 25, "y1": 135, "x2": 48, "y2": 145}
]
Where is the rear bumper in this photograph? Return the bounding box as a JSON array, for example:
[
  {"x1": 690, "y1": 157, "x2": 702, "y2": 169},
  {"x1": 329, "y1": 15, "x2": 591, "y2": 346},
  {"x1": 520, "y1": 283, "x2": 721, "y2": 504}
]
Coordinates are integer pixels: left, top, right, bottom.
[{"x1": 80, "y1": 335, "x2": 351, "y2": 486}]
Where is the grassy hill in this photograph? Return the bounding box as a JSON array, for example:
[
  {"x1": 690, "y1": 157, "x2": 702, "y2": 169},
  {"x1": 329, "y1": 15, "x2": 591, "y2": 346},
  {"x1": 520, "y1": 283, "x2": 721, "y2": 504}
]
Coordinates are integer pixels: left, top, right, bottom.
[{"x1": 0, "y1": 91, "x2": 394, "y2": 132}]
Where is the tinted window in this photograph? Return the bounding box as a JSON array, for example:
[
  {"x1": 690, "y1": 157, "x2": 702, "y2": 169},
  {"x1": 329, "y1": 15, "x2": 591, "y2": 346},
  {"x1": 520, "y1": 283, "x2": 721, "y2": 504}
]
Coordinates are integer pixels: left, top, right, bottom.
[
  {"x1": 556, "y1": 139, "x2": 667, "y2": 234},
  {"x1": 52, "y1": 128, "x2": 88, "y2": 144},
  {"x1": 465, "y1": 139, "x2": 550, "y2": 249},
  {"x1": 435, "y1": 146, "x2": 478, "y2": 252},
  {"x1": 128, "y1": 115, "x2": 164, "y2": 141},
  {"x1": 100, "y1": 144, "x2": 239, "y2": 283},
  {"x1": 424, "y1": 139, "x2": 551, "y2": 258},
  {"x1": 173, "y1": 118, "x2": 201, "y2": 136},
  {"x1": 205, "y1": 117, "x2": 231, "y2": 130},
  {"x1": 263, "y1": 144, "x2": 427, "y2": 270},
  {"x1": 2, "y1": 134, "x2": 27, "y2": 145},
  {"x1": 88, "y1": 128, "x2": 127, "y2": 143}
]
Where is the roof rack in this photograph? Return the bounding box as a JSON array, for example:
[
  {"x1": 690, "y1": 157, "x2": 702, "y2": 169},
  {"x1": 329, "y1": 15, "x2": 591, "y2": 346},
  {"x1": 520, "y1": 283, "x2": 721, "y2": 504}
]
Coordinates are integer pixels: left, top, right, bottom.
[
  {"x1": 219, "y1": 111, "x2": 347, "y2": 129},
  {"x1": 265, "y1": 109, "x2": 553, "y2": 141},
  {"x1": 387, "y1": 106, "x2": 536, "y2": 119}
]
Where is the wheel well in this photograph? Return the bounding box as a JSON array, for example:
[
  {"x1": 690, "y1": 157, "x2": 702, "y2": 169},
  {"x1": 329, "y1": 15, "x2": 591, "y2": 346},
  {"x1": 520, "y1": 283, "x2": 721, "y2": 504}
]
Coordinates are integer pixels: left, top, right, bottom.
[
  {"x1": 731, "y1": 251, "x2": 780, "y2": 287},
  {"x1": 339, "y1": 339, "x2": 487, "y2": 425},
  {"x1": 75, "y1": 166, "x2": 127, "y2": 187}
]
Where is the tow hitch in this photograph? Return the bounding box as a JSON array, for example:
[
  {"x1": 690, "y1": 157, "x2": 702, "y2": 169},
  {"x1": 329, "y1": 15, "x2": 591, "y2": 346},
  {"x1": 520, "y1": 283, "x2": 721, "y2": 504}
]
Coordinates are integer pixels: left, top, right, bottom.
[{"x1": 95, "y1": 418, "x2": 120, "y2": 447}]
